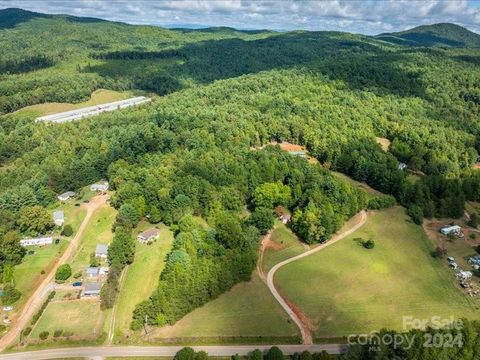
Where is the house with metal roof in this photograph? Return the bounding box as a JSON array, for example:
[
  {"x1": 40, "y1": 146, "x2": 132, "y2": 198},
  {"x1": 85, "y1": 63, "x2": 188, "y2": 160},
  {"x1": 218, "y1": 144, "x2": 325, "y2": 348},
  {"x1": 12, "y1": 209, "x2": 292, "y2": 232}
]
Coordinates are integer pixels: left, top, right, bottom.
[
  {"x1": 82, "y1": 283, "x2": 102, "y2": 297},
  {"x1": 53, "y1": 210, "x2": 64, "y2": 227},
  {"x1": 137, "y1": 228, "x2": 160, "y2": 243},
  {"x1": 57, "y1": 191, "x2": 76, "y2": 201},
  {"x1": 95, "y1": 244, "x2": 109, "y2": 259}
]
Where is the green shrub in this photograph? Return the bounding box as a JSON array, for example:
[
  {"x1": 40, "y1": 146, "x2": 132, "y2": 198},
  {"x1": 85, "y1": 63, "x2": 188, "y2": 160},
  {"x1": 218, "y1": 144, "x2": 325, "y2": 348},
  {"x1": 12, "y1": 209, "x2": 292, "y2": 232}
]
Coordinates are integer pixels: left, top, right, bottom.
[
  {"x1": 39, "y1": 331, "x2": 49, "y2": 340},
  {"x1": 22, "y1": 327, "x2": 32, "y2": 336},
  {"x1": 2, "y1": 286, "x2": 21, "y2": 305},
  {"x1": 53, "y1": 329, "x2": 63, "y2": 337},
  {"x1": 61, "y1": 224, "x2": 73, "y2": 236},
  {"x1": 265, "y1": 347, "x2": 284, "y2": 360},
  {"x1": 363, "y1": 239, "x2": 375, "y2": 249},
  {"x1": 175, "y1": 347, "x2": 196, "y2": 360},
  {"x1": 55, "y1": 264, "x2": 72, "y2": 281},
  {"x1": 73, "y1": 272, "x2": 82, "y2": 279},
  {"x1": 0, "y1": 324, "x2": 6, "y2": 333}
]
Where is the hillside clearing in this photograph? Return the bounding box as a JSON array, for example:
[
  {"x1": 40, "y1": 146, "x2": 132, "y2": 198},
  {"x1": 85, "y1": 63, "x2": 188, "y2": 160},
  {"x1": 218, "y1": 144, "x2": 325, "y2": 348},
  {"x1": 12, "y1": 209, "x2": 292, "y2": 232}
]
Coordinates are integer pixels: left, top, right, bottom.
[
  {"x1": 275, "y1": 206, "x2": 478, "y2": 339},
  {"x1": 114, "y1": 225, "x2": 174, "y2": 340}
]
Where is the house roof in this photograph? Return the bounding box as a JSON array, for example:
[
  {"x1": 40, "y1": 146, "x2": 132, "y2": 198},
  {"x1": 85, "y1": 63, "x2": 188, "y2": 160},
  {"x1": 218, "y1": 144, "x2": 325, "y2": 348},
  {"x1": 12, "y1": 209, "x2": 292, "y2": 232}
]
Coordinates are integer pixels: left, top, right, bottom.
[
  {"x1": 95, "y1": 244, "x2": 109, "y2": 255},
  {"x1": 138, "y1": 228, "x2": 159, "y2": 239},
  {"x1": 58, "y1": 191, "x2": 76, "y2": 198},
  {"x1": 84, "y1": 283, "x2": 102, "y2": 292},
  {"x1": 86, "y1": 267, "x2": 100, "y2": 275},
  {"x1": 53, "y1": 210, "x2": 64, "y2": 220},
  {"x1": 90, "y1": 182, "x2": 109, "y2": 191}
]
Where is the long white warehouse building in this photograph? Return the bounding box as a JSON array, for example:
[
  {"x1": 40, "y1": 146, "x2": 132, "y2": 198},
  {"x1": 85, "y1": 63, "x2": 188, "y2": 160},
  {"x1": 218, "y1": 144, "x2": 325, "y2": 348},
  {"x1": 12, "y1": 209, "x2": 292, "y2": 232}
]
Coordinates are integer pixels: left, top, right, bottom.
[{"x1": 35, "y1": 96, "x2": 151, "y2": 123}]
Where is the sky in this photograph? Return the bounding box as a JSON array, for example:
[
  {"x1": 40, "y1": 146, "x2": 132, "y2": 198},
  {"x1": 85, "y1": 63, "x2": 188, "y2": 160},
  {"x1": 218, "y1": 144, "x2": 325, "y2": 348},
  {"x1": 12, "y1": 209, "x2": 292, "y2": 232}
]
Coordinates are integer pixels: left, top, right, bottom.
[{"x1": 1, "y1": 0, "x2": 480, "y2": 35}]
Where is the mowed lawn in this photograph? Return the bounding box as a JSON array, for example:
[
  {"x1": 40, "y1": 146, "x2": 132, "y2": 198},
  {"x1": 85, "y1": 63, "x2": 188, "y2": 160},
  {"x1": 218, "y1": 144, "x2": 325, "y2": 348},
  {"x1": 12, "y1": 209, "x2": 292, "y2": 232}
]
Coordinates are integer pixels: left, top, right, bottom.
[
  {"x1": 275, "y1": 206, "x2": 478, "y2": 339},
  {"x1": 14, "y1": 241, "x2": 68, "y2": 305},
  {"x1": 70, "y1": 205, "x2": 116, "y2": 274},
  {"x1": 262, "y1": 222, "x2": 307, "y2": 272},
  {"x1": 114, "y1": 225, "x2": 174, "y2": 338},
  {"x1": 150, "y1": 273, "x2": 299, "y2": 340},
  {"x1": 30, "y1": 300, "x2": 102, "y2": 339}
]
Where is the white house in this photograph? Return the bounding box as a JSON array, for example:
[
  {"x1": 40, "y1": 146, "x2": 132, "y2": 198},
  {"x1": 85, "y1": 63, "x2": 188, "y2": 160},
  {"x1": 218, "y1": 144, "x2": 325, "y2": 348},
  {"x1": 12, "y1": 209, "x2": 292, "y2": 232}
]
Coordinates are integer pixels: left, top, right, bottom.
[
  {"x1": 57, "y1": 191, "x2": 76, "y2": 201},
  {"x1": 90, "y1": 182, "x2": 109, "y2": 192},
  {"x1": 137, "y1": 228, "x2": 160, "y2": 243},
  {"x1": 85, "y1": 267, "x2": 100, "y2": 278},
  {"x1": 440, "y1": 225, "x2": 463, "y2": 237},
  {"x1": 53, "y1": 210, "x2": 64, "y2": 227},
  {"x1": 20, "y1": 237, "x2": 53, "y2": 247},
  {"x1": 398, "y1": 162, "x2": 407, "y2": 171},
  {"x1": 95, "y1": 244, "x2": 109, "y2": 259}
]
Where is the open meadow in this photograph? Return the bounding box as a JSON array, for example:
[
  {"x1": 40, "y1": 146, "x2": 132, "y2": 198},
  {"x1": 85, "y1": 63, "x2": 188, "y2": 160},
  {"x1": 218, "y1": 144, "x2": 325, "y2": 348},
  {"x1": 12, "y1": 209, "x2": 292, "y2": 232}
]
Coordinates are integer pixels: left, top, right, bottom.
[
  {"x1": 13, "y1": 241, "x2": 68, "y2": 306},
  {"x1": 30, "y1": 300, "x2": 102, "y2": 340},
  {"x1": 275, "y1": 206, "x2": 478, "y2": 339}
]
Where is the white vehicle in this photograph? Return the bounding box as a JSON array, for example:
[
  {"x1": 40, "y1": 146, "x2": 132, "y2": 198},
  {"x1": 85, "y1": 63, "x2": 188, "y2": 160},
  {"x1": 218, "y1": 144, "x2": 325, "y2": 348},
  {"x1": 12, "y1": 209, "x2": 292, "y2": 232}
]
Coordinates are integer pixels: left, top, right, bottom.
[{"x1": 2, "y1": 306, "x2": 13, "y2": 312}]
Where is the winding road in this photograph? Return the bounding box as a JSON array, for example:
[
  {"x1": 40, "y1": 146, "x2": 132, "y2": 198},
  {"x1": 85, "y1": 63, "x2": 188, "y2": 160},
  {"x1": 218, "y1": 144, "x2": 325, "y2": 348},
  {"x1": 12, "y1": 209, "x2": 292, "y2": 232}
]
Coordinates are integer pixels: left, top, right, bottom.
[
  {"x1": 0, "y1": 195, "x2": 108, "y2": 352},
  {"x1": 265, "y1": 210, "x2": 368, "y2": 344}
]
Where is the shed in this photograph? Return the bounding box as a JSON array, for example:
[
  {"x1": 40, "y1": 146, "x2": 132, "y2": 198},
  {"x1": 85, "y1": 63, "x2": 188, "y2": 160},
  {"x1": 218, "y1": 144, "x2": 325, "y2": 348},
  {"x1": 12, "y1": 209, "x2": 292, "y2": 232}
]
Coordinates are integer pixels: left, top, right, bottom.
[{"x1": 20, "y1": 237, "x2": 53, "y2": 247}]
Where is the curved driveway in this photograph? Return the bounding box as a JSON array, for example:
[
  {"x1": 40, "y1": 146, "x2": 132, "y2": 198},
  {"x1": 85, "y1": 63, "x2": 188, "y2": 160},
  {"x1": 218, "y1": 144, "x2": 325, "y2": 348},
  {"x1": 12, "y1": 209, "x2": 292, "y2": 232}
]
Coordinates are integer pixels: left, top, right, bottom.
[{"x1": 266, "y1": 210, "x2": 367, "y2": 344}]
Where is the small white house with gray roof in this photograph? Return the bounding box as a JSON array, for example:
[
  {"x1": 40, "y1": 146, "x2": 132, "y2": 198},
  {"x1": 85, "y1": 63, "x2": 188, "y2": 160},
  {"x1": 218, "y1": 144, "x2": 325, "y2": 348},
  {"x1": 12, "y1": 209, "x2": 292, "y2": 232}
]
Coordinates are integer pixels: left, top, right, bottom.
[
  {"x1": 90, "y1": 182, "x2": 109, "y2": 192},
  {"x1": 57, "y1": 191, "x2": 76, "y2": 201},
  {"x1": 53, "y1": 210, "x2": 64, "y2": 227},
  {"x1": 95, "y1": 244, "x2": 109, "y2": 259},
  {"x1": 82, "y1": 283, "x2": 102, "y2": 297}
]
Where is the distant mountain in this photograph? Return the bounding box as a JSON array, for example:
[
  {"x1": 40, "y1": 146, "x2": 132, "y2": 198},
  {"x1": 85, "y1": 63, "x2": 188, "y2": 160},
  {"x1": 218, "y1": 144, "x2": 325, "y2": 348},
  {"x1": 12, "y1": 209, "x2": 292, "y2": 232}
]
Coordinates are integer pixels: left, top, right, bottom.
[{"x1": 376, "y1": 23, "x2": 480, "y2": 47}]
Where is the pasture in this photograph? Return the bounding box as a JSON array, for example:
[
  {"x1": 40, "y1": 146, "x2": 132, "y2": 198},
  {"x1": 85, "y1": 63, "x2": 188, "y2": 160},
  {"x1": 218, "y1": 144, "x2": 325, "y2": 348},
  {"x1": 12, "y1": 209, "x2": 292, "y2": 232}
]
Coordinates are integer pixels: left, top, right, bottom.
[
  {"x1": 275, "y1": 206, "x2": 478, "y2": 339},
  {"x1": 69, "y1": 205, "x2": 116, "y2": 274},
  {"x1": 114, "y1": 225, "x2": 174, "y2": 339},
  {"x1": 30, "y1": 300, "x2": 102, "y2": 339}
]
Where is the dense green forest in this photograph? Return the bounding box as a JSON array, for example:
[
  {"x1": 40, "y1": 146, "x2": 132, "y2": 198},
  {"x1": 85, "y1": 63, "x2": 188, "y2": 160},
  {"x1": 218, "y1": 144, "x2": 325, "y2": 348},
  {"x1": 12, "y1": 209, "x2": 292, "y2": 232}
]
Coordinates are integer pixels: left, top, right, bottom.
[{"x1": 1, "y1": 8, "x2": 480, "y2": 346}]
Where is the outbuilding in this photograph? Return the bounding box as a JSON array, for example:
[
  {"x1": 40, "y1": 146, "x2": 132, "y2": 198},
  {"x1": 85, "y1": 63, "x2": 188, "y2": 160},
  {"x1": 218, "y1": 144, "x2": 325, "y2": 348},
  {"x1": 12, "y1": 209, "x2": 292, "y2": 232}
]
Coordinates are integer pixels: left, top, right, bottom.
[{"x1": 440, "y1": 225, "x2": 463, "y2": 237}]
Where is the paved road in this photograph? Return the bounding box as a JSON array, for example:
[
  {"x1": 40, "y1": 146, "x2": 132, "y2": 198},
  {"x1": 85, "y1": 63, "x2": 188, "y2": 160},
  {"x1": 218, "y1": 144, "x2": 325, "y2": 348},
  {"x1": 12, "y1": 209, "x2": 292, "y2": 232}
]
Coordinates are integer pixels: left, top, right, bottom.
[
  {"x1": 266, "y1": 210, "x2": 368, "y2": 345},
  {"x1": 0, "y1": 195, "x2": 108, "y2": 352},
  {"x1": 0, "y1": 344, "x2": 348, "y2": 359}
]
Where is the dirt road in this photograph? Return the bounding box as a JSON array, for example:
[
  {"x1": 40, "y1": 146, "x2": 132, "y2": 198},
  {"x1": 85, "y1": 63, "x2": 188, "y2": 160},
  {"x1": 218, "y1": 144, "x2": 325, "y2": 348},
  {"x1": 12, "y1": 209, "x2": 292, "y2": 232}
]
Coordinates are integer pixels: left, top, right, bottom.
[
  {"x1": 0, "y1": 195, "x2": 108, "y2": 352},
  {"x1": 265, "y1": 210, "x2": 368, "y2": 344}
]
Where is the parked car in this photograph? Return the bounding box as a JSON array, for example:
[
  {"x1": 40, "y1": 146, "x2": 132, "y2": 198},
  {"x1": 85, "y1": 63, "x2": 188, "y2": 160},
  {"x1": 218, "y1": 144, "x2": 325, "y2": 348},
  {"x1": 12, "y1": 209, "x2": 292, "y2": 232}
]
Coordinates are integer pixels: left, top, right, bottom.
[
  {"x1": 2, "y1": 306, "x2": 12, "y2": 311},
  {"x1": 72, "y1": 282, "x2": 82, "y2": 287}
]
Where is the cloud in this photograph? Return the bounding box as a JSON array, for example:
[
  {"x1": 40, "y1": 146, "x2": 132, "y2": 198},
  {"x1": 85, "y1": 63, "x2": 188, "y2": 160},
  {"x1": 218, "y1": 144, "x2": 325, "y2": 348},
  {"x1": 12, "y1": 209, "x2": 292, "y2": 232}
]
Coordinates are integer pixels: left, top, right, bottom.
[{"x1": 1, "y1": 0, "x2": 479, "y2": 34}]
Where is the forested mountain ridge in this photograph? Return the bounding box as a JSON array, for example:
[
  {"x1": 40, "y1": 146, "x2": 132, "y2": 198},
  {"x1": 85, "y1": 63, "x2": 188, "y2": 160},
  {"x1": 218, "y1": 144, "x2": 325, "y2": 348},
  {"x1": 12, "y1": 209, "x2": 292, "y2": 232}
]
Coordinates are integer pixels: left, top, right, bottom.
[
  {"x1": 1, "y1": 8, "x2": 480, "y2": 334},
  {"x1": 377, "y1": 22, "x2": 480, "y2": 47}
]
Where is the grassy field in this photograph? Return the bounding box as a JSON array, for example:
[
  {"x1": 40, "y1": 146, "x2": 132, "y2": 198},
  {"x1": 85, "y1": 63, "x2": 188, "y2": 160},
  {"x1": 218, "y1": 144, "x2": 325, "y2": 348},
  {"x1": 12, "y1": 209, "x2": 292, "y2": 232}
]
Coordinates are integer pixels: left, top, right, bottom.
[
  {"x1": 147, "y1": 273, "x2": 299, "y2": 341},
  {"x1": 14, "y1": 89, "x2": 135, "y2": 117},
  {"x1": 262, "y1": 222, "x2": 307, "y2": 272},
  {"x1": 30, "y1": 300, "x2": 102, "y2": 339},
  {"x1": 52, "y1": 201, "x2": 87, "y2": 236},
  {"x1": 14, "y1": 241, "x2": 68, "y2": 306},
  {"x1": 70, "y1": 205, "x2": 116, "y2": 274},
  {"x1": 114, "y1": 224, "x2": 174, "y2": 339},
  {"x1": 275, "y1": 206, "x2": 478, "y2": 339}
]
